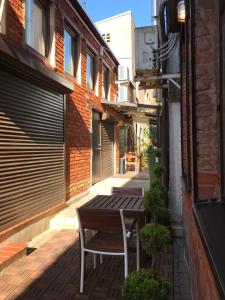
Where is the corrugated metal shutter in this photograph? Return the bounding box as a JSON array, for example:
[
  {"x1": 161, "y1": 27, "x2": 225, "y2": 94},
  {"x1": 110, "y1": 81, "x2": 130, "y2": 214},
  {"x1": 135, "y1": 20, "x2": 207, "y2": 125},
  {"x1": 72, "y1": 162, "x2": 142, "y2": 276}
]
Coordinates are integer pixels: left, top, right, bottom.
[
  {"x1": 101, "y1": 122, "x2": 114, "y2": 179},
  {"x1": 0, "y1": 69, "x2": 64, "y2": 231}
]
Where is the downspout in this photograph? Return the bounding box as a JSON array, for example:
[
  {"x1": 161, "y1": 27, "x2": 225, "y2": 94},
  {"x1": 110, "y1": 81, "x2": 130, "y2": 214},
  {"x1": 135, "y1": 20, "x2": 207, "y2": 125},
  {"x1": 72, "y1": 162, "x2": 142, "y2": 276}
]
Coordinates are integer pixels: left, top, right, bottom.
[
  {"x1": 151, "y1": 0, "x2": 157, "y2": 25},
  {"x1": 190, "y1": 0, "x2": 198, "y2": 201}
]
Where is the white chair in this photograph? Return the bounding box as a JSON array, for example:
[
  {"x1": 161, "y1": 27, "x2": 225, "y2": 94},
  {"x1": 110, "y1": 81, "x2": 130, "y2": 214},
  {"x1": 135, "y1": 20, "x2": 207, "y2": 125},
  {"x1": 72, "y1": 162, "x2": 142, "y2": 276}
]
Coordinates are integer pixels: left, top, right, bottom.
[{"x1": 76, "y1": 208, "x2": 140, "y2": 293}]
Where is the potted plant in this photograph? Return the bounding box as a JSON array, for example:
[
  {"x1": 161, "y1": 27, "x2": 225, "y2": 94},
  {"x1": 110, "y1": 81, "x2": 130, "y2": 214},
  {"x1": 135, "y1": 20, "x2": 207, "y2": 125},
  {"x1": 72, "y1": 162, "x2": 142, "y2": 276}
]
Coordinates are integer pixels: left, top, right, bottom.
[
  {"x1": 122, "y1": 268, "x2": 171, "y2": 300},
  {"x1": 139, "y1": 223, "x2": 171, "y2": 268},
  {"x1": 155, "y1": 207, "x2": 170, "y2": 226}
]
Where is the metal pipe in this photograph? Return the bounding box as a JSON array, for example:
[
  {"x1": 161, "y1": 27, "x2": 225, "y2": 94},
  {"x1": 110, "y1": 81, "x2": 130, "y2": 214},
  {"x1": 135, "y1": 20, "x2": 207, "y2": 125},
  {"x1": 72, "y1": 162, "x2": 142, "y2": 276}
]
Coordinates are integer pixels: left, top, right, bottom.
[
  {"x1": 190, "y1": 0, "x2": 198, "y2": 202},
  {"x1": 151, "y1": 0, "x2": 157, "y2": 25}
]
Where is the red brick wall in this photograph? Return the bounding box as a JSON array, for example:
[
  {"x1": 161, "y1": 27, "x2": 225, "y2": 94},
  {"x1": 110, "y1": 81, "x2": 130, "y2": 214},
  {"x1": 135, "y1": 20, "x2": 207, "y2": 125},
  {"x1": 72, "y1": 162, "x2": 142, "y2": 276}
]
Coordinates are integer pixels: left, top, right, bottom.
[
  {"x1": 183, "y1": 192, "x2": 221, "y2": 300},
  {"x1": 181, "y1": 0, "x2": 222, "y2": 299},
  {"x1": 3, "y1": 1, "x2": 126, "y2": 201},
  {"x1": 195, "y1": 0, "x2": 220, "y2": 200}
]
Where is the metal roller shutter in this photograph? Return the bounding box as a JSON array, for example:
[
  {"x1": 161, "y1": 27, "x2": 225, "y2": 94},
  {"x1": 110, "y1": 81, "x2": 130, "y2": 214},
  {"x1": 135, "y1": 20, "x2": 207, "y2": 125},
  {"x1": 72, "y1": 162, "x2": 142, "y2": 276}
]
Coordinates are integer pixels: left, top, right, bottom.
[
  {"x1": 0, "y1": 69, "x2": 65, "y2": 231},
  {"x1": 101, "y1": 122, "x2": 114, "y2": 179}
]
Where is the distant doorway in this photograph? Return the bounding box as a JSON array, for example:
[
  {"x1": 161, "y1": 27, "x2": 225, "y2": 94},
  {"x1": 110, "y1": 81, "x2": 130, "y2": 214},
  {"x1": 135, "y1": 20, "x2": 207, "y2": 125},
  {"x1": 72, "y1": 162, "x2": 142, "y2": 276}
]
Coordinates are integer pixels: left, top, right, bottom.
[{"x1": 92, "y1": 111, "x2": 101, "y2": 185}]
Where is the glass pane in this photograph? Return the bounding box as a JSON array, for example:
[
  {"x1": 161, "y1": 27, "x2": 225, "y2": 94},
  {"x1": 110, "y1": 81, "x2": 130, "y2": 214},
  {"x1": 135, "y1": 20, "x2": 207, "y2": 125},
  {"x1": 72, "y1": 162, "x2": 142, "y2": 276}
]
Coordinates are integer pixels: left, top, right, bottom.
[
  {"x1": 32, "y1": 2, "x2": 45, "y2": 55},
  {"x1": 103, "y1": 67, "x2": 110, "y2": 99},
  {"x1": 87, "y1": 53, "x2": 93, "y2": 90},
  {"x1": 64, "y1": 30, "x2": 74, "y2": 75}
]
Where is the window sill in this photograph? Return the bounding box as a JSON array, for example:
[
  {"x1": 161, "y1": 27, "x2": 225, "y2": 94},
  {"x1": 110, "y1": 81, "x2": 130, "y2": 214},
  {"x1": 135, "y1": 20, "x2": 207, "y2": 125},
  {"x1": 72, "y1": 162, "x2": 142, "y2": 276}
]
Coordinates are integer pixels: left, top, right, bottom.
[{"x1": 194, "y1": 201, "x2": 225, "y2": 299}]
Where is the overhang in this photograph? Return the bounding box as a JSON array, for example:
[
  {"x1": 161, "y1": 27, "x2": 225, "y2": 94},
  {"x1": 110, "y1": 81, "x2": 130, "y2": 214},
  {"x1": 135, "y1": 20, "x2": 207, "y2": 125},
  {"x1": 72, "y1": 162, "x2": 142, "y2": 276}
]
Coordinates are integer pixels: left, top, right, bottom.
[
  {"x1": 0, "y1": 36, "x2": 74, "y2": 94},
  {"x1": 101, "y1": 99, "x2": 160, "y2": 125}
]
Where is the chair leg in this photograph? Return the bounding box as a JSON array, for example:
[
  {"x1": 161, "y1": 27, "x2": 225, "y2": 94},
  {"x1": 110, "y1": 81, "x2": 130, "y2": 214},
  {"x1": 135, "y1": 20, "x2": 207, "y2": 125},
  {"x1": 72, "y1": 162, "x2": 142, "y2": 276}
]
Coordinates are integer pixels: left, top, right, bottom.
[
  {"x1": 124, "y1": 253, "x2": 128, "y2": 278},
  {"x1": 93, "y1": 253, "x2": 96, "y2": 269},
  {"x1": 100, "y1": 254, "x2": 103, "y2": 264},
  {"x1": 80, "y1": 250, "x2": 85, "y2": 293},
  {"x1": 136, "y1": 223, "x2": 140, "y2": 270}
]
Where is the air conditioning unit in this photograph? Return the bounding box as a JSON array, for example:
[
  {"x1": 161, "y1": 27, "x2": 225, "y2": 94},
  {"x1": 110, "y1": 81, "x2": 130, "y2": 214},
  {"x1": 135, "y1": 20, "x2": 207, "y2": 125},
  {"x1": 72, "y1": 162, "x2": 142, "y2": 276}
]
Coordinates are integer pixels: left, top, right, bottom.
[
  {"x1": 118, "y1": 65, "x2": 129, "y2": 81},
  {"x1": 118, "y1": 86, "x2": 128, "y2": 102}
]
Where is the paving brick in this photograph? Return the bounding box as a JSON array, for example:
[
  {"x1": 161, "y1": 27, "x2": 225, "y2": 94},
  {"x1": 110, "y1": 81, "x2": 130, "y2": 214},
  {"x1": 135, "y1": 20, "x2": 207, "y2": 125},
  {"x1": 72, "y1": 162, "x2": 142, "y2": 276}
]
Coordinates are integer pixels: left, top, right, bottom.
[{"x1": 0, "y1": 230, "x2": 172, "y2": 300}]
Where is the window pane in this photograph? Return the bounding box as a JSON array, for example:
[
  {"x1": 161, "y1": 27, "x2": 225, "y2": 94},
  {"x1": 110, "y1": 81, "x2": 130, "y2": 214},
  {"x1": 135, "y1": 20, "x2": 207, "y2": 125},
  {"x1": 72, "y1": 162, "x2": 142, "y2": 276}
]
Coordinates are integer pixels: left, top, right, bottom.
[
  {"x1": 64, "y1": 30, "x2": 74, "y2": 75},
  {"x1": 103, "y1": 66, "x2": 110, "y2": 99},
  {"x1": 87, "y1": 53, "x2": 93, "y2": 90},
  {"x1": 32, "y1": 2, "x2": 45, "y2": 55}
]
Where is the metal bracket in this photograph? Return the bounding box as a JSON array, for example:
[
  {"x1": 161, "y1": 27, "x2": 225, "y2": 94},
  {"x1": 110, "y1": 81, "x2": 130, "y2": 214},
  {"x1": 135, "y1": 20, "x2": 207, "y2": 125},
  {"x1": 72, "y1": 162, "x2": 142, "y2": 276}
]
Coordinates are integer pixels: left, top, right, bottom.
[{"x1": 169, "y1": 78, "x2": 181, "y2": 89}]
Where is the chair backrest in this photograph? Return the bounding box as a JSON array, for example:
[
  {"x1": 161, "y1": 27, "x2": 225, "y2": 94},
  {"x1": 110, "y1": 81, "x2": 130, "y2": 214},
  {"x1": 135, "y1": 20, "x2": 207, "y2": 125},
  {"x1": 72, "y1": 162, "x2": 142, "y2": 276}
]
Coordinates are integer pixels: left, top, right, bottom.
[
  {"x1": 125, "y1": 152, "x2": 137, "y2": 160},
  {"x1": 112, "y1": 187, "x2": 144, "y2": 197},
  {"x1": 77, "y1": 208, "x2": 124, "y2": 234}
]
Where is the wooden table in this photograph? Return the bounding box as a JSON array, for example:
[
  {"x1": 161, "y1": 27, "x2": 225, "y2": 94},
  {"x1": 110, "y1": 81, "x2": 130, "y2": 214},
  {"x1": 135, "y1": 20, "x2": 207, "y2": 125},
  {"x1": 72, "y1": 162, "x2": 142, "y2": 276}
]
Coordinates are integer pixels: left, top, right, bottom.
[{"x1": 79, "y1": 194, "x2": 146, "y2": 266}]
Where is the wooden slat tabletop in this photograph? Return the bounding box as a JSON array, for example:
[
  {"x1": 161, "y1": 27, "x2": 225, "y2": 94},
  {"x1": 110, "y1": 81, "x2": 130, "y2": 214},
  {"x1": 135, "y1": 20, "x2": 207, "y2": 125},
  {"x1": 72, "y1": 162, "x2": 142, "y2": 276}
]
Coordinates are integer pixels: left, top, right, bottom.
[{"x1": 81, "y1": 195, "x2": 145, "y2": 215}]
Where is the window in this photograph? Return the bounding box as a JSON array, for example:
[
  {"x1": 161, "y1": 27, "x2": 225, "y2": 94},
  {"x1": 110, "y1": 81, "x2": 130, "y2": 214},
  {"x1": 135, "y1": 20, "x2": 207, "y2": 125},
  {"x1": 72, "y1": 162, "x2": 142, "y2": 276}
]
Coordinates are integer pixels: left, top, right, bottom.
[
  {"x1": 102, "y1": 65, "x2": 110, "y2": 99},
  {"x1": 102, "y1": 33, "x2": 111, "y2": 43},
  {"x1": 86, "y1": 50, "x2": 97, "y2": 90},
  {"x1": 25, "y1": 0, "x2": 49, "y2": 56},
  {"x1": 64, "y1": 29, "x2": 78, "y2": 76},
  {"x1": 0, "y1": 0, "x2": 6, "y2": 34}
]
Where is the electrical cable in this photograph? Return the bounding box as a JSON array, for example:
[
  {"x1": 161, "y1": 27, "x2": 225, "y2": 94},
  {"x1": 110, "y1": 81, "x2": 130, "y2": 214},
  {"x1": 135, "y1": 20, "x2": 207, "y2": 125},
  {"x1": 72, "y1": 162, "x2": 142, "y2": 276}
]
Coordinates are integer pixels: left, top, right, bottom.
[
  {"x1": 157, "y1": 34, "x2": 176, "y2": 55},
  {"x1": 156, "y1": 35, "x2": 178, "y2": 60}
]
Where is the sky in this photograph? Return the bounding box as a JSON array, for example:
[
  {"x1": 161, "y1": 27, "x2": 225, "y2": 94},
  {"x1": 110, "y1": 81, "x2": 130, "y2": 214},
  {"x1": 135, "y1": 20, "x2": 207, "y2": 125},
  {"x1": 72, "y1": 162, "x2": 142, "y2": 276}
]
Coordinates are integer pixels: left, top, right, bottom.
[{"x1": 83, "y1": 0, "x2": 152, "y2": 28}]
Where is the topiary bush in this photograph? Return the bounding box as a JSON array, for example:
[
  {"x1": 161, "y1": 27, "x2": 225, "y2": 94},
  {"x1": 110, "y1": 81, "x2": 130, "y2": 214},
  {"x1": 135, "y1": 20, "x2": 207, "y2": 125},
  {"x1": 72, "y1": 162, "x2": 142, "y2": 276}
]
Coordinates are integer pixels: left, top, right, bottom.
[
  {"x1": 155, "y1": 207, "x2": 170, "y2": 226},
  {"x1": 122, "y1": 268, "x2": 171, "y2": 300},
  {"x1": 153, "y1": 164, "x2": 166, "y2": 179},
  {"x1": 154, "y1": 148, "x2": 162, "y2": 158},
  {"x1": 139, "y1": 223, "x2": 171, "y2": 257},
  {"x1": 142, "y1": 187, "x2": 164, "y2": 220}
]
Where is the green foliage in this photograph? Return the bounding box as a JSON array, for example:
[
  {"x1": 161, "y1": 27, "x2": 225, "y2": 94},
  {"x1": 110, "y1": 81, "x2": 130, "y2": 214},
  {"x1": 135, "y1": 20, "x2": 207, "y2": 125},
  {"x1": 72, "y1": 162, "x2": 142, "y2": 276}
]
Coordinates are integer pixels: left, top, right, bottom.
[
  {"x1": 140, "y1": 223, "x2": 171, "y2": 257},
  {"x1": 154, "y1": 148, "x2": 162, "y2": 158},
  {"x1": 153, "y1": 164, "x2": 166, "y2": 179},
  {"x1": 142, "y1": 187, "x2": 164, "y2": 219},
  {"x1": 155, "y1": 207, "x2": 170, "y2": 226},
  {"x1": 122, "y1": 268, "x2": 171, "y2": 300},
  {"x1": 151, "y1": 179, "x2": 161, "y2": 188}
]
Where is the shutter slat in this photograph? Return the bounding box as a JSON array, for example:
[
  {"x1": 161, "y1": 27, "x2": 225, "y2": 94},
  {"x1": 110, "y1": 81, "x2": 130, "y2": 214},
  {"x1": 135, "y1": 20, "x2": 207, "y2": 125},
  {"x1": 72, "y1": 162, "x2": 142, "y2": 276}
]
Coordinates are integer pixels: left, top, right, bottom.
[
  {"x1": 0, "y1": 69, "x2": 65, "y2": 231},
  {"x1": 101, "y1": 122, "x2": 114, "y2": 179}
]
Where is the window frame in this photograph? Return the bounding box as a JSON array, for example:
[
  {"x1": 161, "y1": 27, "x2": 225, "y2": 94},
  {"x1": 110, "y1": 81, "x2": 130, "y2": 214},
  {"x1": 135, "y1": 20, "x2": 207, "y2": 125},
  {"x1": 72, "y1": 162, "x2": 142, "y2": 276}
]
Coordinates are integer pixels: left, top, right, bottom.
[
  {"x1": 25, "y1": 0, "x2": 50, "y2": 57},
  {"x1": 0, "y1": 0, "x2": 6, "y2": 34},
  {"x1": 102, "y1": 64, "x2": 110, "y2": 100},
  {"x1": 86, "y1": 49, "x2": 97, "y2": 91}
]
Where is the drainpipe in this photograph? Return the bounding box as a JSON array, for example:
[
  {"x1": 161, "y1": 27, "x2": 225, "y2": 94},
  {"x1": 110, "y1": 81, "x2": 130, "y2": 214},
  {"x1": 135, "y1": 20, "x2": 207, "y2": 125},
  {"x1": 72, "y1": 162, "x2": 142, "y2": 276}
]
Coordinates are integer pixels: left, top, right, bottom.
[
  {"x1": 151, "y1": 0, "x2": 157, "y2": 25},
  {"x1": 190, "y1": 0, "x2": 198, "y2": 202}
]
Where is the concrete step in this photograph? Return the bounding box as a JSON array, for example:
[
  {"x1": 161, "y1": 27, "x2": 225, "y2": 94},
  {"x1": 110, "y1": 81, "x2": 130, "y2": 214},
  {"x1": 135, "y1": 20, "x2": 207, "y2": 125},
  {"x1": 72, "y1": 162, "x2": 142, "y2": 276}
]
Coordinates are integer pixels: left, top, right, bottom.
[
  {"x1": 0, "y1": 243, "x2": 27, "y2": 272},
  {"x1": 49, "y1": 216, "x2": 79, "y2": 231}
]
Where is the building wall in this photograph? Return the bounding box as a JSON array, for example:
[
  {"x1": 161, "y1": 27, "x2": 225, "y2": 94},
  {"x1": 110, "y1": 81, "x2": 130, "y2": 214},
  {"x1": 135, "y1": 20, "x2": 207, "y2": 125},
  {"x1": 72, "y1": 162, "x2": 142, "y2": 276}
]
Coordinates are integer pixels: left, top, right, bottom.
[
  {"x1": 96, "y1": 11, "x2": 136, "y2": 81},
  {"x1": 1, "y1": 0, "x2": 123, "y2": 206},
  {"x1": 181, "y1": 0, "x2": 221, "y2": 298}
]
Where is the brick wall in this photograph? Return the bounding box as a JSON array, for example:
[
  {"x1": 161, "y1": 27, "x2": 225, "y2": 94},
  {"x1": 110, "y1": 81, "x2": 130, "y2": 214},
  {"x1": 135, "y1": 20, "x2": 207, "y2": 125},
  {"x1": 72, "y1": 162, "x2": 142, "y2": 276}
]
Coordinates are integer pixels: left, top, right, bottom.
[
  {"x1": 3, "y1": 0, "x2": 126, "y2": 201},
  {"x1": 183, "y1": 192, "x2": 220, "y2": 300},
  {"x1": 181, "y1": 0, "x2": 222, "y2": 298}
]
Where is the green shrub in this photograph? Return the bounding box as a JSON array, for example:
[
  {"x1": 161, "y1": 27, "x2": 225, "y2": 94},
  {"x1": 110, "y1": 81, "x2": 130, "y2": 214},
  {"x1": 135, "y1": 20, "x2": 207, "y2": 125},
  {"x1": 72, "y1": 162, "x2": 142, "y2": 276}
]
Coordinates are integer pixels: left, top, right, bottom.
[
  {"x1": 153, "y1": 164, "x2": 166, "y2": 179},
  {"x1": 122, "y1": 268, "x2": 171, "y2": 300},
  {"x1": 140, "y1": 223, "x2": 171, "y2": 257},
  {"x1": 142, "y1": 187, "x2": 164, "y2": 218},
  {"x1": 154, "y1": 148, "x2": 161, "y2": 158},
  {"x1": 151, "y1": 179, "x2": 161, "y2": 188},
  {"x1": 156, "y1": 207, "x2": 170, "y2": 226}
]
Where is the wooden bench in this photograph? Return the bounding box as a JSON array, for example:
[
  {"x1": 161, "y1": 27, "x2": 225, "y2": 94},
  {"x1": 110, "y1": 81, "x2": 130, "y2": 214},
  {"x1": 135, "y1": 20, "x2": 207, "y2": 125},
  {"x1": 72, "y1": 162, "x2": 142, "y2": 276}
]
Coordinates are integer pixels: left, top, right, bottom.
[{"x1": 0, "y1": 243, "x2": 27, "y2": 271}]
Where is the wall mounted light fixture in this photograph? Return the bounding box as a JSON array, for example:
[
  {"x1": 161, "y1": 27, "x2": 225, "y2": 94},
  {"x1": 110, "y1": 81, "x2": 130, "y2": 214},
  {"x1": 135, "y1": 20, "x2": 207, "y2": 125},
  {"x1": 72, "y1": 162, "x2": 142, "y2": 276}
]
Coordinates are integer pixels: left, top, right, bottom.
[{"x1": 177, "y1": 0, "x2": 186, "y2": 23}]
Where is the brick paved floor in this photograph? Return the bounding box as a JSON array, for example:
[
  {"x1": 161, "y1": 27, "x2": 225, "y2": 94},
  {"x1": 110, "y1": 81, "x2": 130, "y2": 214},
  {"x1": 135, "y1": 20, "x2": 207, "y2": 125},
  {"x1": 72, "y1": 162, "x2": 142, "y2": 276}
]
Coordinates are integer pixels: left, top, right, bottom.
[{"x1": 0, "y1": 230, "x2": 172, "y2": 300}]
